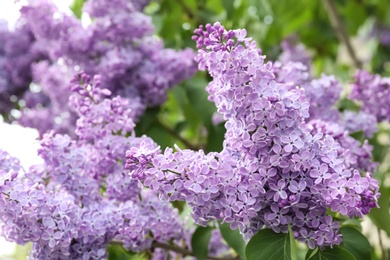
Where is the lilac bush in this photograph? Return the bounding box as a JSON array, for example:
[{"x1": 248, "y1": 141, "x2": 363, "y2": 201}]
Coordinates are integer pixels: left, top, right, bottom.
[{"x1": 0, "y1": 1, "x2": 388, "y2": 259}]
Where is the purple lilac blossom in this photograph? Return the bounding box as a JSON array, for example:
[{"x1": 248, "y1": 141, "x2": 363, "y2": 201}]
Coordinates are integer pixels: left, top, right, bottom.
[
  {"x1": 274, "y1": 38, "x2": 377, "y2": 162},
  {"x1": 342, "y1": 111, "x2": 378, "y2": 138},
  {"x1": 13, "y1": 0, "x2": 196, "y2": 135},
  {"x1": 278, "y1": 35, "x2": 312, "y2": 68},
  {"x1": 371, "y1": 24, "x2": 390, "y2": 46},
  {"x1": 351, "y1": 70, "x2": 390, "y2": 123},
  {"x1": 127, "y1": 22, "x2": 380, "y2": 249},
  {"x1": 273, "y1": 55, "x2": 342, "y2": 122},
  {"x1": 0, "y1": 19, "x2": 48, "y2": 119},
  {"x1": 0, "y1": 72, "x2": 187, "y2": 259}
]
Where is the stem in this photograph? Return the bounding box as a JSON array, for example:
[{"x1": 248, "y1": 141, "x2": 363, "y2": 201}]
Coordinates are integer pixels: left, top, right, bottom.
[
  {"x1": 166, "y1": 169, "x2": 182, "y2": 175},
  {"x1": 156, "y1": 118, "x2": 201, "y2": 150},
  {"x1": 323, "y1": 0, "x2": 362, "y2": 69},
  {"x1": 177, "y1": 0, "x2": 196, "y2": 20},
  {"x1": 378, "y1": 227, "x2": 387, "y2": 260}
]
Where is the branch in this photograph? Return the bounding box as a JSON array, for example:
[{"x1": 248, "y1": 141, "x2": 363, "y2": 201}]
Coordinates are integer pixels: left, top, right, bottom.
[
  {"x1": 177, "y1": 0, "x2": 196, "y2": 20},
  {"x1": 378, "y1": 228, "x2": 387, "y2": 260},
  {"x1": 323, "y1": 0, "x2": 362, "y2": 69},
  {"x1": 156, "y1": 118, "x2": 201, "y2": 150}
]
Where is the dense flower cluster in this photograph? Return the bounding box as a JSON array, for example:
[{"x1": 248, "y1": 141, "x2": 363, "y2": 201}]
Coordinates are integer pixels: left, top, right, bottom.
[
  {"x1": 0, "y1": 19, "x2": 47, "y2": 120},
  {"x1": 342, "y1": 111, "x2": 378, "y2": 138},
  {"x1": 127, "y1": 22, "x2": 380, "y2": 249},
  {"x1": 1, "y1": 0, "x2": 196, "y2": 135},
  {"x1": 0, "y1": 73, "x2": 190, "y2": 259},
  {"x1": 278, "y1": 36, "x2": 312, "y2": 69},
  {"x1": 275, "y1": 37, "x2": 378, "y2": 137},
  {"x1": 274, "y1": 46, "x2": 341, "y2": 123},
  {"x1": 274, "y1": 38, "x2": 377, "y2": 169},
  {"x1": 351, "y1": 69, "x2": 390, "y2": 123}
]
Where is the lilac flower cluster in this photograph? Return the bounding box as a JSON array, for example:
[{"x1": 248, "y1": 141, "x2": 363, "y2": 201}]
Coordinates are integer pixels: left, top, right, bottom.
[
  {"x1": 274, "y1": 38, "x2": 378, "y2": 166},
  {"x1": 0, "y1": 72, "x2": 188, "y2": 259},
  {"x1": 351, "y1": 69, "x2": 390, "y2": 123},
  {"x1": 342, "y1": 111, "x2": 378, "y2": 138},
  {"x1": 273, "y1": 54, "x2": 342, "y2": 122},
  {"x1": 0, "y1": 19, "x2": 47, "y2": 119},
  {"x1": 278, "y1": 36, "x2": 312, "y2": 69},
  {"x1": 0, "y1": 0, "x2": 196, "y2": 135},
  {"x1": 127, "y1": 22, "x2": 380, "y2": 249},
  {"x1": 371, "y1": 24, "x2": 390, "y2": 46}
]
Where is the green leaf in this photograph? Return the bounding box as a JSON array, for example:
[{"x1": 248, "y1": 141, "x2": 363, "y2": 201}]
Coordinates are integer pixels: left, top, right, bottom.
[
  {"x1": 206, "y1": 124, "x2": 225, "y2": 152},
  {"x1": 134, "y1": 107, "x2": 160, "y2": 134},
  {"x1": 342, "y1": 1, "x2": 367, "y2": 35},
  {"x1": 340, "y1": 218, "x2": 362, "y2": 232},
  {"x1": 183, "y1": 74, "x2": 216, "y2": 128},
  {"x1": 222, "y1": 0, "x2": 235, "y2": 19},
  {"x1": 245, "y1": 229, "x2": 291, "y2": 260},
  {"x1": 69, "y1": 0, "x2": 86, "y2": 19},
  {"x1": 107, "y1": 244, "x2": 130, "y2": 260},
  {"x1": 288, "y1": 225, "x2": 297, "y2": 260},
  {"x1": 306, "y1": 246, "x2": 356, "y2": 260},
  {"x1": 340, "y1": 227, "x2": 371, "y2": 260},
  {"x1": 349, "y1": 130, "x2": 365, "y2": 143},
  {"x1": 107, "y1": 244, "x2": 148, "y2": 260},
  {"x1": 369, "y1": 186, "x2": 390, "y2": 236},
  {"x1": 219, "y1": 222, "x2": 246, "y2": 260},
  {"x1": 191, "y1": 226, "x2": 213, "y2": 260}
]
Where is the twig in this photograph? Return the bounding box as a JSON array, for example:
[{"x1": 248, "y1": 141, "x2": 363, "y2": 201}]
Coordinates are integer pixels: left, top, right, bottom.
[
  {"x1": 323, "y1": 0, "x2": 363, "y2": 69},
  {"x1": 378, "y1": 227, "x2": 387, "y2": 260},
  {"x1": 177, "y1": 0, "x2": 196, "y2": 20},
  {"x1": 156, "y1": 118, "x2": 201, "y2": 150}
]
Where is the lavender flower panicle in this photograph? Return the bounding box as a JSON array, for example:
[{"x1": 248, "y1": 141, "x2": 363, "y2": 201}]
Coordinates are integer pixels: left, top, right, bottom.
[
  {"x1": 351, "y1": 70, "x2": 390, "y2": 123},
  {"x1": 0, "y1": 71, "x2": 189, "y2": 259},
  {"x1": 0, "y1": 0, "x2": 196, "y2": 135},
  {"x1": 129, "y1": 22, "x2": 380, "y2": 249}
]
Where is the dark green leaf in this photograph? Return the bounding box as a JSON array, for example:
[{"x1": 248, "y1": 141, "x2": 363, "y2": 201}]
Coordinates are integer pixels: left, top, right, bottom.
[
  {"x1": 171, "y1": 200, "x2": 186, "y2": 213},
  {"x1": 206, "y1": 124, "x2": 225, "y2": 152},
  {"x1": 349, "y1": 131, "x2": 365, "y2": 143},
  {"x1": 305, "y1": 246, "x2": 356, "y2": 260},
  {"x1": 191, "y1": 226, "x2": 213, "y2": 260},
  {"x1": 337, "y1": 98, "x2": 360, "y2": 112},
  {"x1": 369, "y1": 186, "x2": 390, "y2": 236},
  {"x1": 245, "y1": 229, "x2": 291, "y2": 260},
  {"x1": 340, "y1": 219, "x2": 362, "y2": 232},
  {"x1": 183, "y1": 74, "x2": 216, "y2": 127},
  {"x1": 340, "y1": 227, "x2": 371, "y2": 260},
  {"x1": 219, "y1": 222, "x2": 246, "y2": 260},
  {"x1": 288, "y1": 225, "x2": 297, "y2": 260},
  {"x1": 134, "y1": 107, "x2": 160, "y2": 134}
]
